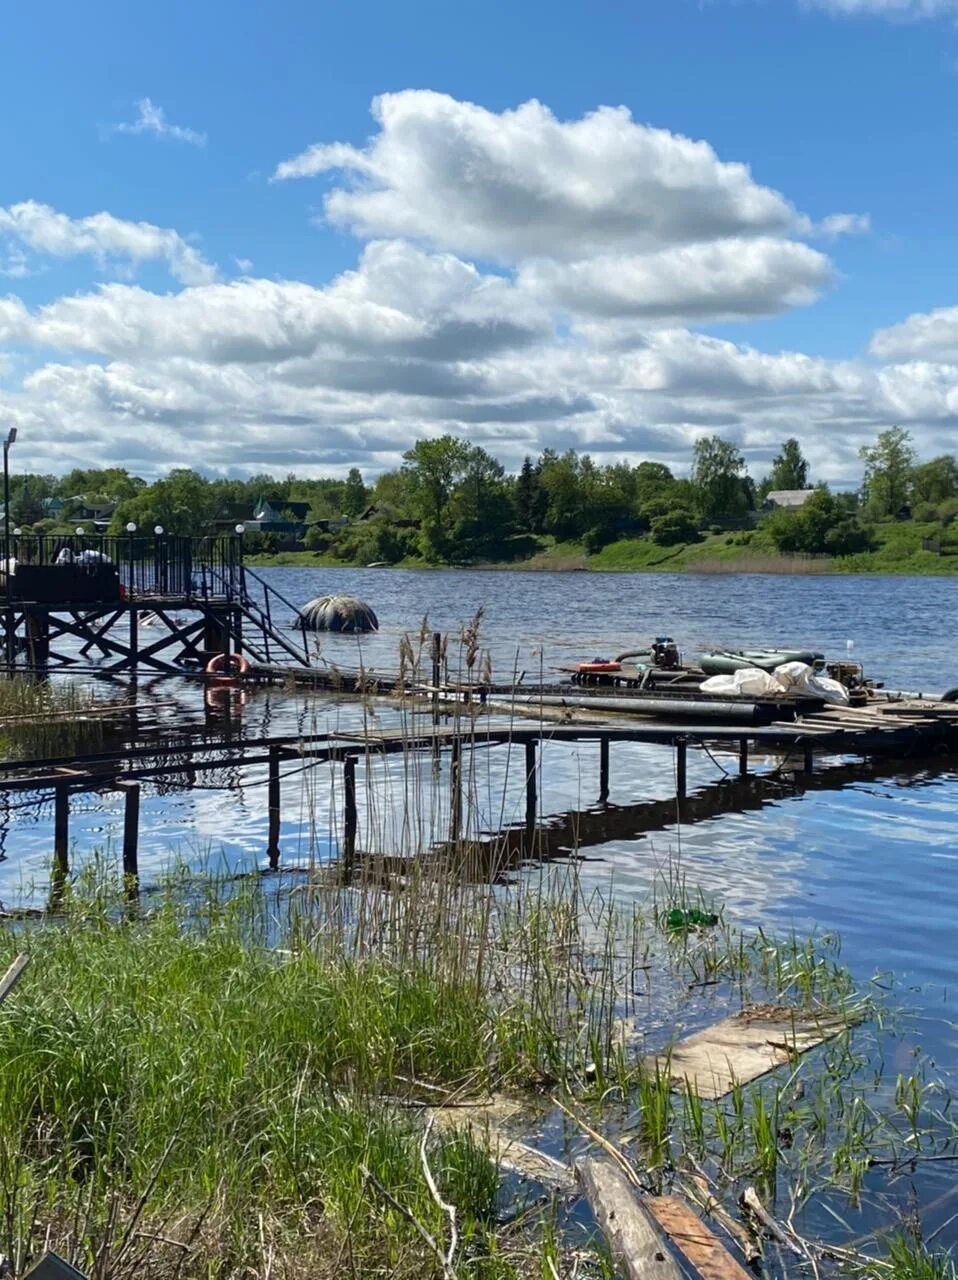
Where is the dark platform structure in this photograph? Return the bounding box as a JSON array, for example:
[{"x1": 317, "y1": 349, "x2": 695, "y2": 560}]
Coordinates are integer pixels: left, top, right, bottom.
[{"x1": 0, "y1": 533, "x2": 310, "y2": 674}]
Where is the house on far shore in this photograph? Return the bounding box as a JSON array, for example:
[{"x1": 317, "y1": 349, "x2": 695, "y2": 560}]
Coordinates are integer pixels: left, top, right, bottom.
[
  {"x1": 763, "y1": 489, "x2": 816, "y2": 511},
  {"x1": 245, "y1": 499, "x2": 312, "y2": 535},
  {"x1": 42, "y1": 494, "x2": 117, "y2": 529}
]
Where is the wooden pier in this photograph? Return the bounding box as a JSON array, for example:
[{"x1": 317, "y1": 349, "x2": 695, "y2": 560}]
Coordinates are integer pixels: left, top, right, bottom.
[
  {"x1": 1, "y1": 689, "x2": 956, "y2": 898},
  {"x1": 0, "y1": 532, "x2": 311, "y2": 674}
]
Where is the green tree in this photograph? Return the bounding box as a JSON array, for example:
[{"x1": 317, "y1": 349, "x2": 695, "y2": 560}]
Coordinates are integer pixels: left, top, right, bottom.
[
  {"x1": 860, "y1": 427, "x2": 916, "y2": 519},
  {"x1": 402, "y1": 436, "x2": 471, "y2": 559},
  {"x1": 691, "y1": 436, "x2": 750, "y2": 519},
  {"x1": 515, "y1": 456, "x2": 545, "y2": 532},
  {"x1": 341, "y1": 467, "x2": 368, "y2": 519},
  {"x1": 911, "y1": 455, "x2": 958, "y2": 506},
  {"x1": 650, "y1": 507, "x2": 699, "y2": 546},
  {"x1": 537, "y1": 450, "x2": 585, "y2": 540},
  {"x1": 765, "y1": 489, "x2": 871, "y2": 556},
  {"x1": 110, "y1": 469, "x2": 219, "y2": 535},
  {"x1": 633, "y1": 462, "x2": 675, "y2": 509},
  {"x1": 58, "y1": 468, "x2": 146, "y2": 502},
  {"x1": 766, "y1": 439, "x2": 810, "y2": 493}
]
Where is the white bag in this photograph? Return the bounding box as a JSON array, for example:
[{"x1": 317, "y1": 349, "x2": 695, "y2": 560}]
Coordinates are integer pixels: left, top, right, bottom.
[
  {"x1": 700, "y1": 668, "x2": 786, "y2": 697},
  {"x1": 772, "y1": 661, "x2": 849, "y2": 706}
]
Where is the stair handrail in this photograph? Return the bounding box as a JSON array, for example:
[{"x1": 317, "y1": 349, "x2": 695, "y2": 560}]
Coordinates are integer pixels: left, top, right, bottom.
[{"x1": 240, "y1": 564, "x2": 311, "y2": 663}]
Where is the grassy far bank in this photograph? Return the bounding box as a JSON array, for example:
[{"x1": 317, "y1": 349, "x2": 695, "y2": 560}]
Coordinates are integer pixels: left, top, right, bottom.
[
  {"x1": 0, "y1": 856, "x2": 954, "y2": 1279},
  {"x1": 248, "y1": 518, "x2": 958, "y2": 575}
]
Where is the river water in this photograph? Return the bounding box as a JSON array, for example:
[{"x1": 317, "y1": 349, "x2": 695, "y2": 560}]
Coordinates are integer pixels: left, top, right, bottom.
[{"x1": 4, "y1": 566, "x2": 958, "y2": 1255}]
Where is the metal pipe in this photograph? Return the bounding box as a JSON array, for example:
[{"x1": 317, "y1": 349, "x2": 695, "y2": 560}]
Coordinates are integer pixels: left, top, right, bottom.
[{"x1": 510, "y1": 693, "x2": 765, "y2": 724}]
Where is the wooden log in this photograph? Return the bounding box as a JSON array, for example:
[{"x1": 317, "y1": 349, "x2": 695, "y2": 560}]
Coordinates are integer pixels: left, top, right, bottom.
[
  {"x1": 575, "y1": 1157, "x2": 682, "y2": 1280},
  {"x1": 644, "y1": 1195, "x2": 753, "y2": 1279},
  {"x1": 0, "y1": 953, "x2": 30, "y2": 1005}
]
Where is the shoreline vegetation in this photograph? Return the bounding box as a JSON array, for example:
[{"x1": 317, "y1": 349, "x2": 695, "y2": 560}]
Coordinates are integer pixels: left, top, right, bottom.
[
  {"x1": 247, "y1": 518, "x2": 958, "y2": 576},
  {"x1": 11, "y1": 427, "x2": 958, "y2": 579}
]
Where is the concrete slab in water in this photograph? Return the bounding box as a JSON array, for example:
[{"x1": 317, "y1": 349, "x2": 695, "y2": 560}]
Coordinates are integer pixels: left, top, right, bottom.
[{"x1": 653, "y1": 1004, "x2": 849, "y2": 1100}]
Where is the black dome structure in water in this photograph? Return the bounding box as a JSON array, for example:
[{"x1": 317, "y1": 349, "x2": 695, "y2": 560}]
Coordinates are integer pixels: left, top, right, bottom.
[{"x1": 299, "y1": 595, "x2": 379, "y2": 634}]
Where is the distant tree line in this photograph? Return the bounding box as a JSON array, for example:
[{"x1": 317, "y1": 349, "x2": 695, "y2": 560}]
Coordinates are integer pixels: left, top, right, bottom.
[{"x1": 7, "y1": 426, "x2": 955, "y2": 564}]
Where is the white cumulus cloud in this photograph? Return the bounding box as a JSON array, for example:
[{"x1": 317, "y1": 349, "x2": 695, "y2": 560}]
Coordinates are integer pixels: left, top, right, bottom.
[
  {"x1": 112, "y1": 97, "x2": 207, "y2": 146},
  {"x1": 870, "y1": 306, "x2": 958, "y2": 361},
  {"x1": 273, "y1": 90, "x2": 801, "y2": 261},
  {"x1": 806, "y1": 0, "x2": 958, "y2": 16},
  {"x1": 0, "y1": 201, "x2": 216, "y2": 286},
  {"x1": 518, "y1": 238, "x2": 833, "y2": 320}
]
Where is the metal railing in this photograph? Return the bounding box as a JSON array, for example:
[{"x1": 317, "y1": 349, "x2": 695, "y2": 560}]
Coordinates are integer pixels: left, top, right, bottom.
[{"x1": 0, "y1": 533, "x2": 245, "y2": 601}]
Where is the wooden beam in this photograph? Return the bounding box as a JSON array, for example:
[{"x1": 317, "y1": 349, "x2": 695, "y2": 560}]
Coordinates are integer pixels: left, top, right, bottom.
[
  {"x1": 651, "y1": 1005, "x2": 851, "y2": 1100},
  {"x1": 0, "y1": 953, "x2": 30, "y2": 1006},
  {"x1": 599, "y1": 736, "x2": 610, "y2": 803},
  {"x1": 576, "y1": 1157, "x2": 682, "y2": 1280},
  {"x1": 644, "y1": 1196, "x2": 753, "y2": 1280}
]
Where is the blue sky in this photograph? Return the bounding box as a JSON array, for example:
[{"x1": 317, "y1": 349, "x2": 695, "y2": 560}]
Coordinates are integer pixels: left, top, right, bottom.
[{"x1": 1, "y1": 0, "x2": 958, "y2": 482}]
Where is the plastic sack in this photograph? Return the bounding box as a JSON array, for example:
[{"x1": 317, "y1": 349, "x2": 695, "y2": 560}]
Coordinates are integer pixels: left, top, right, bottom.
[
  {"x1": 700, "y1": 668, "x2": 786, "y2": 697},
  {"x1": 772, "y1": 661, "x2": 849, "y2": 706}
]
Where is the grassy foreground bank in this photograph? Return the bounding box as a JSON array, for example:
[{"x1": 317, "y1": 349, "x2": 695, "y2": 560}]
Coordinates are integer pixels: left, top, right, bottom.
[
  {"x1": 0, "y1": 855, "x2": 953, "y2": 1278},
  {"x1": 248, "y1": 519, "x2": 958, "y2": 575}
]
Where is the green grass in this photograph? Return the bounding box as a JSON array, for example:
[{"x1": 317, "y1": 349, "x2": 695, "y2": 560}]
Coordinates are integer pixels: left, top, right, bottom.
[
  {"x1": 246, "y1": 519, "x2": 958, "y2": 575},
  {"x1": 0, "y1": 872, "x2": 606, "y2": 1278}
]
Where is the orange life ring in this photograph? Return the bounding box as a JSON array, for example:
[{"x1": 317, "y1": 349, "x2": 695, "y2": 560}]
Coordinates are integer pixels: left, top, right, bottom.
[
  {"x1": 576, "y1": 661, "x2": 621, "y2": 674},
  {"x1": 205, "y1": 652, "x2": 251, "y2": 680}
]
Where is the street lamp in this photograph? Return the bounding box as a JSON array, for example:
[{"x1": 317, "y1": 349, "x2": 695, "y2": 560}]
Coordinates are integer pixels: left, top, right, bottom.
[
  {"x1": 126, "y1": 523, "x2": 137, "y2": 599},
  {"x1": 3, "y1": 428, "x2": 17, "y2": 671}
]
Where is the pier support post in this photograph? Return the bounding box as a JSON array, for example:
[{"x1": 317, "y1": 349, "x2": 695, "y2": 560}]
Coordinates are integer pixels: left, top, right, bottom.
[
  {"x1": 431, "y1": 631, "x2": 442, "y2": 724},
  {"x1": 676, "y1": 739, "x2": 687, "y2": 801},
  {"x1": 343, "y1": 754, "x2": 357, "y2": 863},
  {"x1": 267, "y1": 745, "x2": 281, "y2": 870},
  {"x1": 24, "y1": 611, "x2": 49, "y2": 672},
  {"x1": 119, "y1": 782, "x2": 140, "y2": 898},
  {"x1": 128, "y1": 606, "x2": 138, "y2": 669},
  {"x1": 803, "y1": 743, "x2": 814, "y2": 775},
  {"x1": 739, "y1": 739, "x2": 749, "y2": 778},
  {"x1": 525, "y1": 739, "x2": 538, "y2": 831},
  {"x1": 599, "y1": 737, "x2": 610, "y2": 804},
  {"x1": 450, "y1": 738, "x2": 462, "y2": 841},
  {"x1": 53, "y1": 784, "x2": 69, "y2": 880}
]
